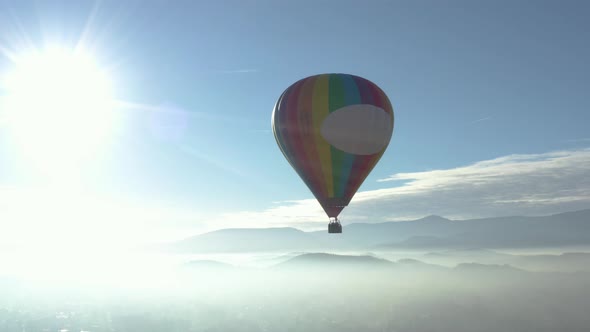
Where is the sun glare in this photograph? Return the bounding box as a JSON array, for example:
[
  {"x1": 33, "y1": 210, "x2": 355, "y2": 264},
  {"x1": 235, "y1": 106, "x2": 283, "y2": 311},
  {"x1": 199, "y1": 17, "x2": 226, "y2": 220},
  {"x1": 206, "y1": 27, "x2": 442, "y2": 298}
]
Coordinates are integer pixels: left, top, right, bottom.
[{"x1": 1, "y1": 47, "x2": 117, "y2": 177}]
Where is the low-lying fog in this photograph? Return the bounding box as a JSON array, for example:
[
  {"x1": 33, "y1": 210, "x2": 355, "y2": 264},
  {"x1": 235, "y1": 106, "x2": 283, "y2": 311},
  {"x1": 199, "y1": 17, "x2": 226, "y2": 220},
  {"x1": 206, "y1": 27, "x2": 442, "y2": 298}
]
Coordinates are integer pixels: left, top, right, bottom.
[{"x1": 1, "y1": 247, "x2": 590, "y2": 332}]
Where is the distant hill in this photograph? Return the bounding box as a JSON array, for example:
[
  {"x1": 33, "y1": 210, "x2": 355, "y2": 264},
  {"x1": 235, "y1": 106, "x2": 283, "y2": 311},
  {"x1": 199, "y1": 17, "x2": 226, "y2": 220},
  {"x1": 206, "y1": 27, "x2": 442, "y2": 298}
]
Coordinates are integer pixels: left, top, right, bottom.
[
  {"x1": 377, "y1": 209, "x2": 590, "y2": 249},
  {"x1": 394, "y1": 258, "x2": 447, "y2": 272},
  {"x1": 169, "y1": 227, "x2": 320, "y2": 252},
  {"x1": 424, "y1": 248, "x2": 510, "y2": 258},
  {"x1": 422, "y1": 248, "x2": 515, "y2": 266},
  {"x1": 276, "y1": 253, "x2": 392, "y2": 268},
  {"x1": 454, "y1": 263, "x2": 527, "y2": 275},
  {"x1": 176, "y1": 252, "x2": 590, "y2": 275},
  {"x1": 421, "y1": 250, "x2": 590, "y2": 273},
  {"x1": 511, "y1": 252, "x2": 590, "y2": 272},
  {"x1": 165, "y1": 209, "x2": 590, "y2": 253}
]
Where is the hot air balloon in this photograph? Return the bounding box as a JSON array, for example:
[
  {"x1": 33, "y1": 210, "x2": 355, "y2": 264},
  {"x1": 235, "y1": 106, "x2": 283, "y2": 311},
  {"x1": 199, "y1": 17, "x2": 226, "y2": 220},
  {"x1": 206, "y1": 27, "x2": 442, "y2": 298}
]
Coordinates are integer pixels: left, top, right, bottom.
[{"x1": 272, "y1": 73, "x2": 394, "y2": 233}]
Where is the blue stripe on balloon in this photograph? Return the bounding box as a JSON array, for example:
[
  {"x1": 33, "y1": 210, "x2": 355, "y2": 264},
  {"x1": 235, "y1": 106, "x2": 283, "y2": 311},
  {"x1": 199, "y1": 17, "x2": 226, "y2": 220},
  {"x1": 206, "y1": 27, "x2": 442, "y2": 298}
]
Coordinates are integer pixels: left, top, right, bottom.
[{"x1": 336, "y1": 74, "x2": 361, "y2": 198}]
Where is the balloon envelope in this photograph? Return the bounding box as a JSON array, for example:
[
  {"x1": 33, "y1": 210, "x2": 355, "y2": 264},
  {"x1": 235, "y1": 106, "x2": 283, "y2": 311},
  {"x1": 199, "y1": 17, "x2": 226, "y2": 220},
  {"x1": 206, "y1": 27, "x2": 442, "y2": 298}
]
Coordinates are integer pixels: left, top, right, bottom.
[{"x1": 272, "y1": 73, "x2": 394, "y2": 218}]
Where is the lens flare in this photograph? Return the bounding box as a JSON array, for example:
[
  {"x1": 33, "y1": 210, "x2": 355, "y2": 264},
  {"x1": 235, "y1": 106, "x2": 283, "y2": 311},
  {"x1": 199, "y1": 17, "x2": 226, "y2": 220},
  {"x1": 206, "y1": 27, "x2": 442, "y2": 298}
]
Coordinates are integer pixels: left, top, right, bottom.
[{"x1": 1, "y1": 46, "x2": 118, "y2": 179}]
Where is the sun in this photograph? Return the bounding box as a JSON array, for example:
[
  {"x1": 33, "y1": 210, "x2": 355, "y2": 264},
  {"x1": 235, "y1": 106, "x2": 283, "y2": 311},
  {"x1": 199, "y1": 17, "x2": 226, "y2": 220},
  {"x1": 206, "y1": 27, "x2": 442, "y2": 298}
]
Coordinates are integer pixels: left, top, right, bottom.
[{"x1": 1, "y1": 46, "x2": 117, "y2": 178}]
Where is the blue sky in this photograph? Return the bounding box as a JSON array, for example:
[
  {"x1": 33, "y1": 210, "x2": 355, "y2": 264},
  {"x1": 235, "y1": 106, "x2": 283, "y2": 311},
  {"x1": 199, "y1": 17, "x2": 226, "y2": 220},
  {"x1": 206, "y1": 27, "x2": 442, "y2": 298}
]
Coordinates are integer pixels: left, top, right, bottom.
[{"x1": 0, "y1": 0, "x2": 589, "y2": 243}]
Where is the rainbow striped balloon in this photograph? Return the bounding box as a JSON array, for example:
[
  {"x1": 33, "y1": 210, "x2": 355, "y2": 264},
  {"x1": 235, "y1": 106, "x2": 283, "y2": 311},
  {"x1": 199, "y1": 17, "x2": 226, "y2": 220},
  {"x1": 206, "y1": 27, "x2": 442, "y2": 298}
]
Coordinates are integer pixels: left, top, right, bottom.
[{"x1": 272, "y1": 73, "x2": 394, "y2": 218}]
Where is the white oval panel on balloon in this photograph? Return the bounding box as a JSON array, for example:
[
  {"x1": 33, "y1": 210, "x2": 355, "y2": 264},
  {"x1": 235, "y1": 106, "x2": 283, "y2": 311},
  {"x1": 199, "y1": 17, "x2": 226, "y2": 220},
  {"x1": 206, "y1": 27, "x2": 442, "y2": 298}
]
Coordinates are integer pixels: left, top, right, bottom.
[{"x1": 320, "y1": 104, "x2": 393, "y2": 155}]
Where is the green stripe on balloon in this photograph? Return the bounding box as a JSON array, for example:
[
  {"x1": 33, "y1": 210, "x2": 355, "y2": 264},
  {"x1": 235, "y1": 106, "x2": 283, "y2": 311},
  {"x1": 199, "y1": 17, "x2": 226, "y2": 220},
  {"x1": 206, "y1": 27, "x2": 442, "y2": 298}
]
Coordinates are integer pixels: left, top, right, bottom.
[{"x1": 328, "y1": 74, "x2": 347, "y2": 199}]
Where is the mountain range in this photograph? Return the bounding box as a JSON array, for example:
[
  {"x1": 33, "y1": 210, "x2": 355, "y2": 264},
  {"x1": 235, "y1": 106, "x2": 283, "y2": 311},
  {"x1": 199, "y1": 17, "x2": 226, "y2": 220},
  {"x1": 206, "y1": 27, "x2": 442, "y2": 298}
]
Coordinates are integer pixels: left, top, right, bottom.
[{"x1": 165, "y1": 209, "x2": 590, "y2": 253}]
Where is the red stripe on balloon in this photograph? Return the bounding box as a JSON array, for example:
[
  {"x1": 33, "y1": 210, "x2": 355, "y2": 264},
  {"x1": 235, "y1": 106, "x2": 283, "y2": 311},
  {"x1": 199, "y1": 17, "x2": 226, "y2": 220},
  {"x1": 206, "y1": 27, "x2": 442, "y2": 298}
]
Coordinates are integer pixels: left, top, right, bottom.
[
  {"x1": 297, "y1": 76, "x2": 326, "y2": 198},
  {"x1": 346, "y1": 154, "x2": 382, "y2": 200},
  {"x1": 370, "y1": 83, "x2": 393, "y2": 116},
  {"x1": 283, "y1": 80, "x2": 319, "y2": 192},
  {"x1": 276, "y1": 81, "x2": 306, "y2": 179},
  {"x1": 274, "y1": 85, "x2": 295, "y2": 157}
]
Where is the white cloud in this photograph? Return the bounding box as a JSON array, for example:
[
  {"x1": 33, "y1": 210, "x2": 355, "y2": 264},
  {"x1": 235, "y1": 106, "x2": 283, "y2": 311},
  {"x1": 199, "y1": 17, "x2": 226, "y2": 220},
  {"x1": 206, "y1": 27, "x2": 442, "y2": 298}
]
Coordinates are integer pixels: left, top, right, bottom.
[
  {"x1": 217, "y1": 149, "x2": 590, "y2": 229},
  {"x1": 2, "y1": 149, "x2": 589, "y2": 242},
  {"x1": 470, "y1": 116, "x2": 492, "y2": 124}
]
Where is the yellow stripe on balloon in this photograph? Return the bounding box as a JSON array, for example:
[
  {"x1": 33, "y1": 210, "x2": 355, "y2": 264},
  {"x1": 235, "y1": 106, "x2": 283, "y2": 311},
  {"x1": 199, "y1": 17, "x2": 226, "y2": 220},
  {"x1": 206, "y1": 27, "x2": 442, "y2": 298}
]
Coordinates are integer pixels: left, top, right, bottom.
[{"x1": 312, "y1": 75, "x2": 334, "y2": 197}]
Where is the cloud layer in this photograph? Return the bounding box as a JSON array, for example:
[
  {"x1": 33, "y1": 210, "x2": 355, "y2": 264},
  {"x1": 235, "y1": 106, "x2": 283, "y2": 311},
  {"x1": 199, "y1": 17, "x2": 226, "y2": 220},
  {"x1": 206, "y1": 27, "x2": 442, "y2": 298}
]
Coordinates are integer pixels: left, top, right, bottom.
[{"x1": 218, "y1": 149, "x2": 590, "y2": 229}]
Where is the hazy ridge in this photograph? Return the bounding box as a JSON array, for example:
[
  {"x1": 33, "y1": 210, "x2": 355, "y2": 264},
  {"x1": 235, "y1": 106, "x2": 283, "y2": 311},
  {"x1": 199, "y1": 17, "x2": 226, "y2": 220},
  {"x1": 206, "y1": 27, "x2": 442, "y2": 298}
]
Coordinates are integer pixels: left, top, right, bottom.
[{"x1": 167, "y1": 209, "x2": 590, "y2": 252}]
